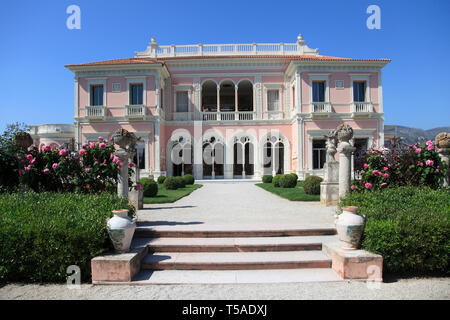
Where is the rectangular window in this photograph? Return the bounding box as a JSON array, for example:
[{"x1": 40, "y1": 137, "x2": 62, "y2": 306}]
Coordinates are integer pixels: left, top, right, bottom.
[
  {"x1": 176, "y1": 91, "x2": 188, "y2": 112},
  {"x1": 353, "y1": 81, "x2": 366, "y2": 102},
  {"x1": 133, "y1": 142, "x2": 146, "y2": 170},
  {"x1": 267, "y1": 90, "x2": 279, "y2": 111},
  {"x1": 312, "y1": 81, "x2": 325, "y2": 102},
  {"x1": 312, "y1": 139, "x2": 326, "y2": 169},
  {"x1": 130, "y1": 83, "x2": 143, "y2": 105},
  {"x1": 90, "y1": 85, "x2": 103, "y2": 106}
]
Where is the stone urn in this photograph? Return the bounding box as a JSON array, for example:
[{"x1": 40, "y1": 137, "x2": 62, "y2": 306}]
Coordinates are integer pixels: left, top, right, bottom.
[
  {"x1": 335, "y1": 206, "x2": 365, "y2": 250},
  {"x1": 107, "y1": 209, "x2": 136, "y2": 253},
  {"x1": 336, "y1": 123, "x2": 354, "y2": 142},
  {"x1": 14, "y1": 131, "x2": 33, "y2": 149},
  {"x1": 435, "y1": 132, "x2": 450, "y2": 149},
  {"x1": 112, "y1": 128, "x2": 132, "y2": 149}
]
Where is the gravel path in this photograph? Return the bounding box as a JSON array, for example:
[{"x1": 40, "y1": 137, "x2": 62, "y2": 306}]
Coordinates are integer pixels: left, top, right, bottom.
[{"x1": 1, "y1": 278, "x2": 448, "y2": 300}]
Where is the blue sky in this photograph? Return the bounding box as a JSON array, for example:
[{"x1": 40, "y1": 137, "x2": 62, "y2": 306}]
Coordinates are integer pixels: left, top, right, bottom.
[{"x1": 1, "y1": 0, "x2": 449, "y2": 131}]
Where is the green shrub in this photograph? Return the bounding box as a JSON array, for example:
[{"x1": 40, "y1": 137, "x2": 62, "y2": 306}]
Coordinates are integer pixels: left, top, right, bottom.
[
  {"x1": 303, "y1": 176, "x2": 323, "y2": 195},
  {"x1": 289, "y1": 173, "x2": 298, "y2": 182},
  {"x1": 279, "y1": 174, "x2": 297, "y2": 188},
  {"x1": 183, "y1": 174, "x2": 195, "y2": 185},
  {"x1": 157, "y1": 175, "x2": 166, "y2": 184},
  {"x1": 340, "y1": 187, "x2": 450, "y2": 275},
  {"x1": 262, "y1": 175, "x2": 273, "y2": 183},
  {"x1": 140, "y1": 177, "x2": 158, "y2": 197},
  {"x1": 164, "y1": 176, "x2": 179, "y2": 190},
  {"x1": 272, "y1": 174, "x2": 284, "y2": 187},
  {"x1": 0, "y1": 192, "x2": 134, "y2": 283},
  {"x1": 175, "y1": 176, "x2": 186, "y2": 188}
]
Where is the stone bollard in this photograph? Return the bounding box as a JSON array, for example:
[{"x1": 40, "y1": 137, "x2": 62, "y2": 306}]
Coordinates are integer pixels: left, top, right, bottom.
[
  {"x1": 435, "y1": 132, "x2": 450, "y2": 187},
  {"x1": 336, "y1": 124, "x2": 356, "y2": 199}
]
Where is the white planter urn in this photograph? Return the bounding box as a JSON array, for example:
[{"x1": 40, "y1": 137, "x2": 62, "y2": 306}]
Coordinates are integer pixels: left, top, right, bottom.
[
  {"x1": 107, "y1": 209, "x2": 136, "y2": 253},
  {"x1": 335, "y1": 206, "x2": 365, "y2": 250}
]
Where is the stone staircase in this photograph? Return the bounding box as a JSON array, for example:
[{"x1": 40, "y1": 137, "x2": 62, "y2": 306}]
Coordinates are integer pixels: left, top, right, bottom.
[{"x1": 92, "y1": 223, "x2": 383, "y2": 284}]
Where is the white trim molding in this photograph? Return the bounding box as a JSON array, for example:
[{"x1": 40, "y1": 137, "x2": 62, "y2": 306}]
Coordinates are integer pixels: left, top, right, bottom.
[
  {"x1": 87, "y1": 78, "x2": 107, "y2": 106},
  {"x1": 126, "y1": 77, "x2": 147, "y2": 106}
]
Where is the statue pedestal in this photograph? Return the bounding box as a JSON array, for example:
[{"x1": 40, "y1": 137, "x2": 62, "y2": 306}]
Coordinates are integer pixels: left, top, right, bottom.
[
  {"x1": 338, "y1": 143, "x2": 356, "y2": 199},
  {"x1": 321, "y1": 161, "x2": 339, "y2": 206},
  {"x1": 128, "y1": 189, "x2": 143, "y2": 211}
]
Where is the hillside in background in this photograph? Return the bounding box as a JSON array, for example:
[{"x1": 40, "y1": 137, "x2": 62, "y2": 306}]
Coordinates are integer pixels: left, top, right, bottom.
[{"x1": 385, "y1": 125, "x2": 450, "y2": 146}]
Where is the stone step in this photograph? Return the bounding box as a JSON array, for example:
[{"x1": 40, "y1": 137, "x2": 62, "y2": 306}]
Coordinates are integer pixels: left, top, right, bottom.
[
  {"x1": 141, "y1": 250, "x2": 331, "y2": 270},
  {"x1": 94, "y1": 269, "x2": 343, "y2": 285},
  {"x1": 134, "y1": 225, "x2": 336, "y2": 238},
  {"x1": 139, "y1": 236, "x2": 332, "y2": 252}
]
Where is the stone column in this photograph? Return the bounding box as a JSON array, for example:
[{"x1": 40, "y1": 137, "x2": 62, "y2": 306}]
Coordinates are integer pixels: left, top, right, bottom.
[
  {"x1": 435, "y1": 132, "x2": 450, "y2": 187},
  {"x1": 320, "y1": 130, "x2": 340, "y2": 206},
  {"x1": 115, "y1": 148, "x2": 129, "y2": 199},
  {"x1": 235, "y1": 85, "x2": 239, "y2": 116},
  {"x1": 336, "y1": 124, "x2": 356, "y2": 200}
]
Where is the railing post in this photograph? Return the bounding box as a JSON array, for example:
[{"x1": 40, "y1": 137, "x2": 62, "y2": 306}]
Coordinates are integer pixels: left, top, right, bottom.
[{"x1": 198, "y1": 44, "x2": 203, "y2": 56}]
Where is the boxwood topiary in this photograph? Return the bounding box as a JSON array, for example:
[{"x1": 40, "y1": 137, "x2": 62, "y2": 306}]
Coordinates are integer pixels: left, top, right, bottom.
[
  {"x1": 262, "y1": 175, "x2": 273, "y2": 183},
  {"x1": 163, "y1": 176, "x2": 179, "y2": 190},
  {"x1": 157, "y1": 175, "x2": 166, "y2": 184},
  {"x1": 279, "y1": 174, "x2": 297, "y2": 188},
  {"x1": 140, "y1": 177, "x2": 158, "y2": 197},
  {"x1": 183, "y1": 174, "x2": 195, "y2": 185},
  {"x1": 272, "y1": 174, "x2": 284, "y2": 187},
  {"x1": 289, "y1": 172, "x2": 298, "y2": 182},
  {"x1": 175, "y1": 176, "x2": 186, "y2": 188},
  {"x1": 303, "y1": 175, "x2": 323, "y2": 195}
]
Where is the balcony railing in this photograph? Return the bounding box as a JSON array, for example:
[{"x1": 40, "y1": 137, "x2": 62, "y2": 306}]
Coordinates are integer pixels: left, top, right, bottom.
[
  {"x1": 265, "y1": 111, "x2": 284, "y2": 120},
  {"x1": 170, "y1": 111, "x2": 257, "y2": 121},
  {"x1": 85, "y1": 106, "x2": 106, "y2": 120},
  {"x1": 125, "y1": 105, "x2": 146, "y2": 120},
  {"x1": 311, "y1": 102, "x2": 332, "y2": 113},
  {"x1": 351, "y1": 102, "x2": 373, "y2": 114}
]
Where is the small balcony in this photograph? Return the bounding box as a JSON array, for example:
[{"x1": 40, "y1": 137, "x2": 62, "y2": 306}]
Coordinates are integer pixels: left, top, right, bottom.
[
  {"x1": 351, "y1": 102, "x2": 374, "y2": 117},
  {"x1": 310, "y1": 102, "x2": 332, "y2": 118},
  {"x1": 85, "y1": 106, "x2": 106, "y2": 121},
  {"x1": 125, "y1": 105, "x2": 146, "y2": 120}
]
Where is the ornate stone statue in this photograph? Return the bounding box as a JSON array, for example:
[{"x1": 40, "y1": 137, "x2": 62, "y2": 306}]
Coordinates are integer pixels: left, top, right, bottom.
[
  {"x1": 324, "y1": 129, "x2": 338, "y2": 163},
  {"x1": 336, "y1": 123, "x2": 354, "y2": 143},
  {"x1": 434, "y1": 132, "x2": 450, "y2": 149}
]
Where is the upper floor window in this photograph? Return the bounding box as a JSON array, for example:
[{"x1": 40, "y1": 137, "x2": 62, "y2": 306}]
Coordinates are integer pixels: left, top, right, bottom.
[
  {"x1": 130, "y1": 83, "x2": 143, "y2": 105},
  {"x1": 176, "y1": 91, "x2": 188, "y2": 112},
  {"x1": 312, "y1": 81, "x2": 325, "y2": 102},
  {"x1": 267, "y1": 90, "x2": 279, "y2": 111},
  {"x1": 353, "y1": 81, "x2": 366, "y2": 102},
  {"x1": 312, "y1": 139, "x2": 326, "y2": 169},
  {"x1": 90, "y1": 85, "x2": 104, "y2": 106}
]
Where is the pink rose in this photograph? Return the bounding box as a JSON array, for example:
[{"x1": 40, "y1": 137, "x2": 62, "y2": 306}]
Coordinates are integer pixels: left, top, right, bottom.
[
  {"x1": 350, "y1": 185, "x2": 356, "y2": 190},
  {"x1": 363, "y1": 163, "x2": 369, "y2": 169},
  {"x1": 361, "y1": 170, "x2": 365, "y2": 174},
  {"x1": 137, "y1": 184, "x2": 142, "y2": 190},
  {"x1": 383, "y1": 173, "x2": 389, "y2": 178},
  {"x1": 59, "y1": 149, "x2": 68, "y2": 156},
  {"x1": 381, "y1": 183, "x2": 387, "y2": 187},
  {"x1": 372, "y1": 170, "x2": 379, "y2": 175},
  {"x1": 85, "y1": 168, "x2": 90, "y2": 173},
  {"x1": 79, "y1": 149, "x2": 87, "y2": 156},
  {"x1": 89, "y1": 142, "x2": 95, "y2": 149},
  {"x1": 117, "y1": 165, "x2": 122, "y2": 169},
  {"x1": 25, "y1": 165, "x2": 31, "y2": 171},
  {"x1": 427, "y1": 145, "x2": 434, "y2": 151},
  {"x1": 26, "y1": 154, "x2": 33, "y2": 160},
  {"x1": 426, "y1": 140, "x2": 433, "y2": 146},
  {"x1": 43, "y1": 168, "x2": 50, "y2": 174},
  {"x1": 128, "y1": 162, "x2": 135, "y2": 168},
  {"x1": 435, "y1": 169, "x2": 440, "y2": 173},
  {"x1": 425, "y1": 160, "x2": 434, "y2": 166},
  {"x1": 378, "y1": 171, "x2": 382, "y2": 176},
  {"x1": 30, "y1": 158, "x2": 36, "y2": 165},
  {"x1": 42, "y1": 145, "x2": 51, "y2": 152},
  {"x1": 383, "y1": 167, "x2": 388, "y2": 171},
  {"x1": 99, "y1": 143, "x2": 106, "y2": 149},
  {"x1": 415, "y1": 148, "x2": 422, "y2": 154},
  {"x1": 420, "y1": 162, "x2": 423, "y2": 167},
  {"x1": 82, "y1": 143, "x2": 88, "y2": 148},
  {"x1": 98, "y1": 136, "x2": 104, "y2": 141},
  {"x1": 365, "y1": 183, "x2": 372, "y2": 189},
  {"x1": 112, "y1": 156, "x2": 119, "y2": 163},
  {"x1": 52, "y1": 163, "x2": 58, "y2": 170}
]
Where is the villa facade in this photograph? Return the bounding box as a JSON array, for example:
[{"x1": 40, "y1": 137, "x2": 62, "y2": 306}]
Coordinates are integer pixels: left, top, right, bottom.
[{"x1": 65, "y1": 35, "x2": 390, "y2": 179}]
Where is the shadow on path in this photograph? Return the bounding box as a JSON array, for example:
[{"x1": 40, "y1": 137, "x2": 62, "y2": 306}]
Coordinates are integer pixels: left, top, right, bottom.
[
  {"x1": 140, "y1": 205, "x2": 197, "y2": 211},
  {"x1": 137, "y1": 221, "x2": 204, "y2": 227}
]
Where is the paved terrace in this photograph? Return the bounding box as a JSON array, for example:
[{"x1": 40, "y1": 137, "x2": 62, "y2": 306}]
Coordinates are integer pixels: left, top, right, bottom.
[{"x1": 137, "y1": 181, "x2": 336, "y2": 227}]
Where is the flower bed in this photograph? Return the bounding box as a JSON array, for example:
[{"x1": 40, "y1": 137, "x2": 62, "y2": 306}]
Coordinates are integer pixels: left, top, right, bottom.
[{"x1": 0, "y1": 192, "x2": 134, "y2": 283}]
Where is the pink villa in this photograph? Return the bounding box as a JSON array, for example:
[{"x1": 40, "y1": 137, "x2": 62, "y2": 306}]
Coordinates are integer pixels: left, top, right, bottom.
[{"x1": 65, "y1": 35, "x2": 390, "y2": 180}]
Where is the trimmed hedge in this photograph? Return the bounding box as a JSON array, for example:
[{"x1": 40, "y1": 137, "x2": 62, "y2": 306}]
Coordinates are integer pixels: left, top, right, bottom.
[
  {"x1": 140, "y1": 177, "x2": 158, "y2": 197},
  {"x1": 157, "y1": 175, "x2": 166, "y2": 184},
  {"x1": 183, "y1": 174, "x2": 195, "y2": 185},
  {"x1": 0, "y1": 192, "x2": 134, "y2": 283},
  {"x1": 303, "y1": 176, "x2": 323, "y2": 195},
  {"x1": 163, "y1": 176, "x2": 179, "y2": 190},
  {"x1": 340, "y1": 187, "x2": 450, "y2": 275},
  {"x1": 272, "y1": 174, "x2": 283, "y2": 187},
  {"x1": 175, "y1": 176, "x2": 186, "y2": 188},
  {"x1": 262, "y1": 175, "x2": 273, "y2": 183},
  {"x1": 279, "y1": 174, "x2": 297, "y2": 188}
]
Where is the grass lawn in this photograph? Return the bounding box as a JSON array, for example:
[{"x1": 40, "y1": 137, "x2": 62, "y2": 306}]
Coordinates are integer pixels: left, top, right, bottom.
[
  {"x1": 143, "y1": 184, "x2": 202, "y2": 204},
  {"x1": 256, "y1": 181, "x2": 320, "y2": 201}
]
